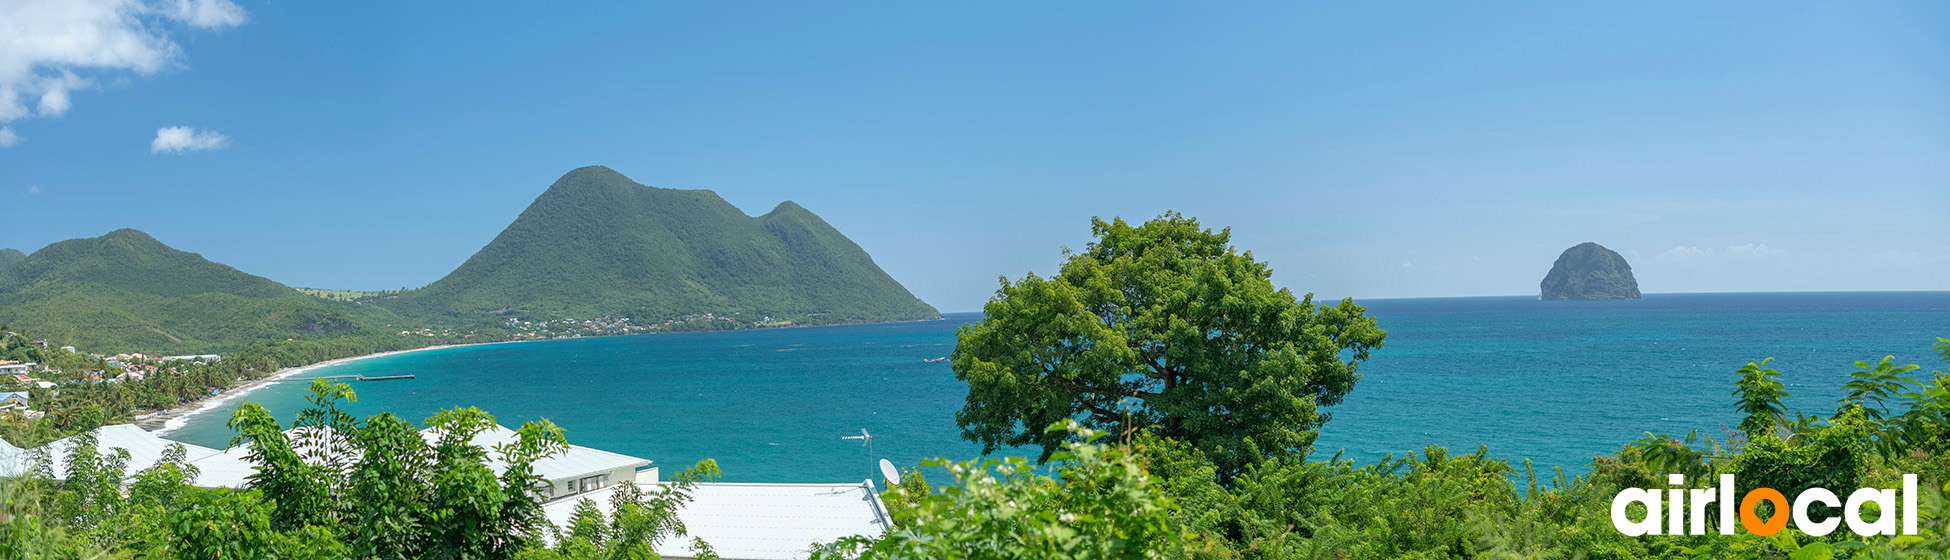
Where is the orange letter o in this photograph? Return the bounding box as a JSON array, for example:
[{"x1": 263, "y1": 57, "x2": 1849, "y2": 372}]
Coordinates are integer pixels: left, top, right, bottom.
[{"x1": 1741, "y1": 488, "x2": 1790, "y2": 536}]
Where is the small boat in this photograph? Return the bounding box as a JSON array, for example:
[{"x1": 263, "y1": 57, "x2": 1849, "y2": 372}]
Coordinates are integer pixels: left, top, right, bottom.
[{"x1": 922, "y1": 357, "x2": 948, "y2": 363}]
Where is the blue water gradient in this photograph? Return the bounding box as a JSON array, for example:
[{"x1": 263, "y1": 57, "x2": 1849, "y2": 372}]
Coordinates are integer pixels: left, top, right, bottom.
[{"x1": 166, "y1": 292, "x2": 1950, "y2": 482}]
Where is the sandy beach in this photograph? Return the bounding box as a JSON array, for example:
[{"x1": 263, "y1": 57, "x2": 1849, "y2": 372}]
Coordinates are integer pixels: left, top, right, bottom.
[{"x1": 135, "y1": 344, "x2": 465, "y2": 434}]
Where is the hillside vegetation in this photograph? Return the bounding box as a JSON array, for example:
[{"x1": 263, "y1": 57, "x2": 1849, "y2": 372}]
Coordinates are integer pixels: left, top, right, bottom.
[
  {"x1": 378, "y1": 165, "x2": 938, "y2": 326},
  {"x1": 0, "y1": 248, "x2": 24, "y2": 272},
  {"x1": 0, "y1": 229, "x2": 404, "y2": 354},
  {"x1": 0, "y1": 167, "x2": 937, "y2": 354}
]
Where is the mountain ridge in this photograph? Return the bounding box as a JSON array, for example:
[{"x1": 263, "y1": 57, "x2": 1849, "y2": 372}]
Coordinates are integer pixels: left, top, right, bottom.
[
  {"x1": 0, "y1": 166, "x2": 939, "y2": 352},
  {"x1": 386, "y1": 166, "x2": 939, "y2": 325},
  {"x1": 0, "y1": 229, "x2": 384, "y2": 353}
]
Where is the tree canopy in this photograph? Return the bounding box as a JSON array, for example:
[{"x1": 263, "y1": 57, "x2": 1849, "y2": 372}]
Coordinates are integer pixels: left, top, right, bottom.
[{"x1": 951, "y1": 212, "x2": 1386, "y2": 476}]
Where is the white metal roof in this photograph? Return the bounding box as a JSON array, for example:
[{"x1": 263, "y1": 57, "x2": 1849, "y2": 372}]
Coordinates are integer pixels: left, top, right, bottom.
[
  {"x1": 0, "y1": 438, "x2": 27, "y2": 477},
  {"x1": 184, "y1": 446, "x2": 256, "y2": 488},
  {"x1": 421, "y1": 424, "x2": 651, "y2": 482},
  {"x1": 39, "y1": 424, "x2": 222, "y2": 480},
  {"x1": 542, "y1": 481, "x2": 893, "y2": 560},
  {"x1": 188, "y1": 424, "x2": 652, "y2": 489}
]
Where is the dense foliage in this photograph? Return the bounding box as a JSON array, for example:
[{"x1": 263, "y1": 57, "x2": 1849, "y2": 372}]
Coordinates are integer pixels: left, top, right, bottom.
[
  {"x1": 379, "y1": 166, "x2": 940, "y2": 327},
  {"x1": 0, "y1": 325, "x2": 468, "y2": 448},
  {"x1": 806, "y1": 339, "x2": 1950, "y2": 560},
  {"x1": 0, "y1": 381, "x2": 721, "y2": 560},
  {"x1": 953, "y1": 213, "x2": 1386, "y2": 477},
  {"x1": 0, "y1": 249, "x2": 24, "y2": 273}
]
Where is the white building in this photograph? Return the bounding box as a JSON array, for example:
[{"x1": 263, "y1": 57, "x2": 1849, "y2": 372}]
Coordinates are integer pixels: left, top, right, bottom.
[
  {"x1": 35, "y1": 424, "x2": 223, "y2": 480},
  {"x1": 542, "y1": 480, "x2": 893, "y2": 560},
  {"x1": 422, "y1": 424, "x2": 655, "y2": 500},
  {"x1": 189, "y1": 423, "x2": 656, "y2": 495}
]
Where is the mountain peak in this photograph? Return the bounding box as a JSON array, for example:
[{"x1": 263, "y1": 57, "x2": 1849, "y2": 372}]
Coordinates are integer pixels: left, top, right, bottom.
[{"x1": 400, "y1": 167, "x2": 938, "y2": 324}]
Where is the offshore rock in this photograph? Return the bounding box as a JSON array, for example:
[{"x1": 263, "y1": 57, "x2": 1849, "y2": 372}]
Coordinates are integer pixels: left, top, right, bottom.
[{"x1": 1540, "y1": 242, "x2": 1641, "y2": 300}]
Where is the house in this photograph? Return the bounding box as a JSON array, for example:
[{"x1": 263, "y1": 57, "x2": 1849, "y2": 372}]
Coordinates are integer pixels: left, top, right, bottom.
[
  {"x1": 421, "y1": 424, "x2": 655, "y2": 501},
  {"x1": 541, "y1": 480, "x2": 893, "y2": 560},
  {"x1": 59, "y1": 346, "x2": 75, "y2": 353},
  {"x1": 159, "y1": 354, "x2": 221, "y2": 363},
  {"x1": 0, "y1": 362, "x2": 28, "y2": 377},
  {"x1": 0, "y1": 391, "x2": 27, "y2": 407}
]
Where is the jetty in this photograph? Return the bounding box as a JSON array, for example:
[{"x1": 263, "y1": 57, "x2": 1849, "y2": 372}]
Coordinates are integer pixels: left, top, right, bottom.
[{"x1": 312, "y1": 374, "x2": 417, "y2": 382}]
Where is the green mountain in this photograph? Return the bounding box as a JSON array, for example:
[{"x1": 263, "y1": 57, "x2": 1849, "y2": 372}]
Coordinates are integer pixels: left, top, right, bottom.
[
  {"x1": 1540, "y1": 242, "x2": 1641, "y2": 300},
  {"x1": 0, "y1": 248, "x2": 24, "y2": 272},
  {"x1": 0, "y1": 229, "x2": 391, "y2": 354},
  {"x1": 383, "y1": 166, "x2": 939, "y2": 325}
]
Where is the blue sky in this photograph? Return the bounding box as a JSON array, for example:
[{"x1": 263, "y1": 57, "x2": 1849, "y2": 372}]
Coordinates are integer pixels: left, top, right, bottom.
[{"x1": 2, "y1": 1, "x2": 1946, "y2": 312}]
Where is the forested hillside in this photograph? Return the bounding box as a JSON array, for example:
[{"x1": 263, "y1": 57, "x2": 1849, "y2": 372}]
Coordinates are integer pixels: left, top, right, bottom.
[
  {"x1": 379, "y1": 166, "x2": 939, "y2": 326},
  {"x1": 0, "y1": 229, "x2": 404, "y2": 354},
  {"x1": 0, "y1": 248, "x2": 24, "y2": 272}
]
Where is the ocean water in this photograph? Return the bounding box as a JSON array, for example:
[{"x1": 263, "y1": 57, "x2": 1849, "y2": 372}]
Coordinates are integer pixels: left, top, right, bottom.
[{"x1": 165, "y1": 292, "x2": 1950, "y2": 483}]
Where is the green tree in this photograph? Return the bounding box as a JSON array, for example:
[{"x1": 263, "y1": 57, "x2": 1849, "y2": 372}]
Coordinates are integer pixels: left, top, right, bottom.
[
  {"x1": 347, "y1": 412, "x2": 434, "y2": 560},
  {"x1": 952, "y1": 213, "x2": 1385, "y2": 476},
  {"x1": 170, "y1": 490, "x2": 278, "y2": 560},
  {"x1": 1734, "y1": 358, "x2": 1791, "y2": 438},
  {"x1": 812, "y1": 421, "x2": 1180, "y2": 560}
]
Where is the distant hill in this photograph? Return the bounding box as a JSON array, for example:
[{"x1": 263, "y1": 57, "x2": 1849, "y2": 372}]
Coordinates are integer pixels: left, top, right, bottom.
[
  {"x1": 381, "y1": 166, "x2": 939, "y2": 326},
  {"x1": 0, "y1": 229, "x2": 394, "y2": 353},
  {"x1": 1540, "y1": 242, "x2": 1641, "y2": 300},
  {"x1": 0, "y1": 248, "x2": 24, "y2": 272}
]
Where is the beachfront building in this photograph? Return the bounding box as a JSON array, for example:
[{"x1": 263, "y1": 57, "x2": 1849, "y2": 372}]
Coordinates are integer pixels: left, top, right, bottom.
[{"x1": 541, "y1": 480, "x2": 893, "y2": 560}]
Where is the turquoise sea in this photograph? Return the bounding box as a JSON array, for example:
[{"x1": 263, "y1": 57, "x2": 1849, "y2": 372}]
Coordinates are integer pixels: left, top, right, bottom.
[{"x1": 165, "y1": 292, "x2": 1950, "y2": 483}]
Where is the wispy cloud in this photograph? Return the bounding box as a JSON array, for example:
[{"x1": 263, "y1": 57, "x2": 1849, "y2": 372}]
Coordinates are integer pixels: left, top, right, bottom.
[
  {"x1": 0, "y1": 0, "x2": 247, "y2": 142},
  {"x1": 25, "y1": 185, "x2": 41, "y2": 196},
  {"x1": 1655, "y1": 243, "x2": 1790, "y2": 262},
  {"x1": 0, "y1": 126, "x2": 19, "y2": 148},
  {"x1": 151, "y1": 125, "x2": 228, "y2": 154}
]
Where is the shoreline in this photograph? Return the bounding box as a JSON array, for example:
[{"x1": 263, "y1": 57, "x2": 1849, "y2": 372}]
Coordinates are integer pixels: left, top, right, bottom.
[
  {"x1": 136, "y1": 343, "x2": 468, "y2": 434},
  {"x1": 130, "y1": 315, "x2": 962, "y2": 435}
]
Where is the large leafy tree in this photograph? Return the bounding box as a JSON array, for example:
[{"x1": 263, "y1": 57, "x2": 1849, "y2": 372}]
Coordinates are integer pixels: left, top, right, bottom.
[{"x1": 953, "y1": 213, "x2": 1386, "y2": 476}]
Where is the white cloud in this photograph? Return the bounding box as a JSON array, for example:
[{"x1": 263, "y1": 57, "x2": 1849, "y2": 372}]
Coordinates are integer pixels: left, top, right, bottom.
[
  {"x1": 1657, "y1": 246, "x2": 1709, "y2": 260},
  {"x1": 164, "y1": 0, "x2": 246, "y2": 28},
  {"x1": 150, "y1": 125, "x2": 227, "y2": 153},
  {"x1": 1724, "y1": 243, "x2": 1789, "y2": 260},
  {"x1": 0, "y1": 126, "x2": 19, "y2": 147},
  {"x1": 25, "y1": 185, "x2": 41, "y2": 195},
  {"x1": 0, "y1": 0, "x2": 246, "y2": 127},
  {"x1": 1656, "y1": 243, "x2": 1791, "y2": 263},
  {"x1": 1400, "y1": 262, "x2": 1413, "y2": 268}
]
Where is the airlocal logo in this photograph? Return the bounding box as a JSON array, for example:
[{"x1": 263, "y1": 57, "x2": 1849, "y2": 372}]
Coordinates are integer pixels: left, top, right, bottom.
[{"x1": 1611, "y1": 474, "x2": 1919, "y2": 537}]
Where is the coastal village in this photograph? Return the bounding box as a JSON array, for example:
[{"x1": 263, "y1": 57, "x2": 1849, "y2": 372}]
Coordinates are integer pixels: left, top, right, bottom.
[{"x1": 0, "y1": 329, "x2": 893, "y2": 558}]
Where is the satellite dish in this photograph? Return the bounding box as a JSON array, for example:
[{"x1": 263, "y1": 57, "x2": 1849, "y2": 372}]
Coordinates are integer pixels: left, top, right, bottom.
[{"x1": 879, "y1": 459, "x2": 900, "y2": 485}]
